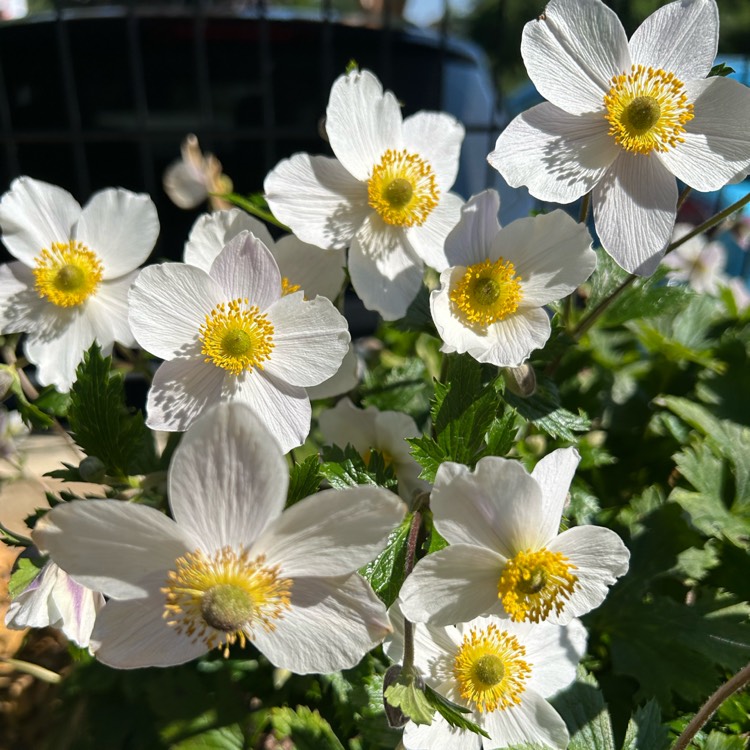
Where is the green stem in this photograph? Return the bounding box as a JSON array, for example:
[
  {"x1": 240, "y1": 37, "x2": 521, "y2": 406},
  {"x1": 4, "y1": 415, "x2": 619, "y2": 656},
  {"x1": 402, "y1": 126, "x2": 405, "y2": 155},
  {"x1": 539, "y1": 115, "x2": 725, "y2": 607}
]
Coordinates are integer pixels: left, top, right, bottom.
[
  {"x1": 672, "y1": 661, "x2": 750, "y2": 750},
  {"x1": 578, "y1": 192, "x2": 591, "y2": 224},
  {"x1": 401, "y1": 507, "x2": 424, "y2": 673},
  {"x1": 218, "y1": 192, "x2": 291, "y2": 231},
  {"x1": 572, "y1": 190, "x2": 750, "y2": 341},
  {"x1": 676, "y1": 185, "x2": 692, "y2": 212}
]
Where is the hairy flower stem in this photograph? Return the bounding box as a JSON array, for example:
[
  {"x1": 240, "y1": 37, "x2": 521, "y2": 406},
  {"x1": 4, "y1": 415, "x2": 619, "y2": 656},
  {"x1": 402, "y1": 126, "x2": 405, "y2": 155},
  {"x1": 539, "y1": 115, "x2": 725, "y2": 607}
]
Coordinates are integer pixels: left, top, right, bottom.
[
  {"x1": 672, "y1": 660, "x2": 750, "y2": 750},
  {"x1": 216, "y1": 192, "x2": 291, "y2": 231},
  {"x1": 571, "y1": 190, "x2": 750, "y2": 341},
  {"x1": 401, "y1": 507, "x2": 424, "y2": 675}
]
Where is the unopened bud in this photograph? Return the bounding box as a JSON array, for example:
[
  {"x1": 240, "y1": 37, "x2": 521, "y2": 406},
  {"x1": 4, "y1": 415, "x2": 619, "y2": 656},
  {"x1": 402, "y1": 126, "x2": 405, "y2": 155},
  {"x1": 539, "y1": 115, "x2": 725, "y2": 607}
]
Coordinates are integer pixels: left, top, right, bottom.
[
  {"x1": 79, "y1": 456, "x2": 106, "y2": 483},
  {"x1": 0, "y1": 367, "x2": 16, "y2": 400},
  {"x1": 383, "y1": 664, "x2": 425, "y2": 728},
  {"x1": 503, "y1": 363, "x2": 536, "y2": 398}
]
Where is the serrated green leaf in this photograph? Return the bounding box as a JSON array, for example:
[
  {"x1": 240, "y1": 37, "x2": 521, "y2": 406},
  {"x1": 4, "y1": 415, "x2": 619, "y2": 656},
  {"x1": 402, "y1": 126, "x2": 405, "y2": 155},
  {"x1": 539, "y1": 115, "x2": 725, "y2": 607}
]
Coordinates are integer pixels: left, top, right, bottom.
[
  {"x1": 408, "y1": 435, "x2": 447, "y2": 483},
  {"x1": 319, "y1": 444, "x2": 397, "y2": 491},
  {"x1": 705, "y1": 731, "x2": 748, "y2": 750},
  {"x1": 384, "y1": 682, "x2": 435, "y2": 725},
  {"x1": 8, "y1": 556, "x2": 45, "y2": 598},
  {"x1": 269, "y1": 706, "x2": 345, "y2": 750},
  {"x1": 709, "y1": 62, "x2": 735, "y2": 77},
  {"x1": 423, "y1": 685, "x2": 489, "y2": 738},
  {"x1": 360, "y1": 513, "x2": 412, "y2": 606},
  {"x1": 287, "y1": 455, "x2": 320, "y2": 506},
  {"x1": 361, "y1": 358, "x2": 430, "y2": 418},
  {"x1": 551, "y1": 669, "x2": 616, "y2": 750},
  {"x1": 505, "y1": 376, "x2": 590, "y2": 441},
  {"x1": 171, "y1": 724, "x2": 245, "y2": 750},
  {"x1": 68, "y1": 344, "x2": 157, "y2": 477},
  {"x1": 34, "y1": 385, "x2": 72, "y2": 416},
  {"x1": 622, "y1": 699, "x2": 669, "y2": 750}
]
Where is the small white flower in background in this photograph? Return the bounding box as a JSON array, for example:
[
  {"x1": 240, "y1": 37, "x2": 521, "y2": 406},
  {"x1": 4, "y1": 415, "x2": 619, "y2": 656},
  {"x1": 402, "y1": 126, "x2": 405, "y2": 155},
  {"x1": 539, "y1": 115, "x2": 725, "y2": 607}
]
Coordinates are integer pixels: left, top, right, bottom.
[
  {"x1": 489, "y1": 0, "x2": 750, "y2": 275},
  {"x1": 662, "y1": 224, "x2": 727, "y2": 294},
  {"x1": 5, "y1": 559, "x2": 105, "y2": 650},
  {"x1": 431, "y1": 190, "x2": 596, "y2": 368},
  {"x1": 129, "y1": 231, "x2": 350, "y2": 451},
  {"x1": 265, "y1": 68, "x2": 465, "y2": 320},
  {"x1": 727, "y1": 277, "x2": 750, "y2": 313},
  {"x1": 385, "y1": 608, "x2": 586, "y2": 750},
  {"x1": 0, "y1": 176, "x2": 159, "y2": 391},
  {"x1": 399, "y1": 448, "x2": 629, "y2": 627},
  {"x1": 32, "y1": 402, "x2": 406, "y2": 671},
  {"x1": 184, "y1": 208, "x2": 346, "y2": 303},
  {"x1": 0, "y1": 407, "x2": 29, "y2": 461},
  {"x1": 163, "y1": 134, "x2": 233, "y2": 211},
  {"x1": 318, "y1": 397, "x2": 429, "y2": 501}
]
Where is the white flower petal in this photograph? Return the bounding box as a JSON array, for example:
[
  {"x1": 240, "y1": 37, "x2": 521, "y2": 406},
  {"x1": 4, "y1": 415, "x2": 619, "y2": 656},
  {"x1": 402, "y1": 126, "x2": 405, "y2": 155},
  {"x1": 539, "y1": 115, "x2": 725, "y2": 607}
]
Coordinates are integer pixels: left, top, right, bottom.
[
  {"x1": 209, "y1": 231, "x2": 282, "y2": 311},
  {"x1": 91, "y1": 576, "x2": 207, "y2": 669},
  {"x1": 264, "y1": 293, "x2": 350, "y2": 387},
  {"x1": 629, "y1": 0, "x2": 718, "y2": 82},
  {"x1": 398, "y1": 544, "x2": 504, "y2": 625},
  {"x1": 5, "y1": 560, "x2": 60, "y2": 630},
  {"x1": 549, "y1": 524, "x2": 630, "y2": 622},
  {"x1": 264, "y1": 153, "x2": 370, "y2": 250},
  {"x1": 87, "y1": 272, "x2": 139, "y2": 348},
  {"x1": 530, "y1": 447, "x2": 581, "y2": 544},
  {"x1": 482, "y1": 688, "x2": 569, "y2": 750},
  {"x1": 129, "y1": 262, "x2": 220, "y2": 359},
  {"x1": 402, "y1": 111, "x2": 464, "y2": 192},
  {"x1": 431, "y1": 456, "x2": 545, "y2": 555},
  {"x1": 318, "y1": 396, "x2": 377, "y2": 452},
  {"x1": 443, "y1": 190, "x2": 502, "y2": 268},
  {"x1": 593, "y1": 154, "x2": 677, "y2": 275},
  {"x1": 489, "y1": 105, "x2": 617, "y2": 203},
  {"x1": 254, "y1": 486, "x2": 405, "y2": 577},
  {"x1": 306, "y1": 344, "x2": 360, "y2": 400},
  {"x1": 226, "y1": 369, "x2": 311, "y2": 453},
  {"x1": 163, "y1": 160, "x2": 209, "y2": 209},
  {"x1": 0, "y1": 261, "x2": 49, "y2": 334},
  {"x1": 54, "y1": 572, "x2": 105, "y2": 649},
  {"x1": 184, "y1": 209, "x2": 275, "y2": 273},
  {"x1": 658, "y1": 77, "x2": 750, "y2": 192},
  {"x1": 76, "y1": 188, "x2": 158, "y2": 278},
  {"x1": 405, "y1": 192, "x2": 463, "y2": 272},
  {"x1": 169, "y1": 402, "x2": 288, "y2": 552},
  {"x1": 349, "y1": 214, "x2": 424, "y2": 321},
  {"x1": 495, "y1": 211, "x2": 596, "y2": 306},
  {"x1": 521, "y1": 0, "x2": 629, "y2": 114},
  {"x1": 325, "y1": 69, "x2": 403, "y2": 181},
  {"x1": 404, "y1": 715, "x2": 480, "y2": 750},
  {"x1": 24, "y1": 309, "x2": 97, "y2": 391},
  {"x1": 252, "y1": 574, "x2": 391, "y2": 674},
  {"x1": 272, "y1": 234, "x2": 346, "y2": 301},
  {"x1": 523, "y1": 617, "x2": 587, "y2": 697},
  {"x1": 0, "y1": 176, "x2": 80, "y2": 264},
  {"x1": 32, "y1": 500, "x2": 197, "y2": 599},
  {"x1": 146, "y1": 358, "x2": 225, "y2": 432}
]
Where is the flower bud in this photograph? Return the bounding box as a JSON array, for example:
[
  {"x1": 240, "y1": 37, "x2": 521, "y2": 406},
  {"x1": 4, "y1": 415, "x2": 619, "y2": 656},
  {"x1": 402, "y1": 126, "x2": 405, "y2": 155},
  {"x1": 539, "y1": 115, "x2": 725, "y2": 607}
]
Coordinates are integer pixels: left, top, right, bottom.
[{"x1": 503, "y1": 363, "x2": 536, "y2": 398}]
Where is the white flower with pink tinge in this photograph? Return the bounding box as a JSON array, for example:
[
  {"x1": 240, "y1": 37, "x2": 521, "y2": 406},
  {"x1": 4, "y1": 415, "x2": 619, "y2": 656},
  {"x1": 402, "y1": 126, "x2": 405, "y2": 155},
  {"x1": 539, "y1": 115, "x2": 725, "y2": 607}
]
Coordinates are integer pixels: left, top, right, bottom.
[{"x1": 489, "y1": 0, "x2": 750, "y2": 275}]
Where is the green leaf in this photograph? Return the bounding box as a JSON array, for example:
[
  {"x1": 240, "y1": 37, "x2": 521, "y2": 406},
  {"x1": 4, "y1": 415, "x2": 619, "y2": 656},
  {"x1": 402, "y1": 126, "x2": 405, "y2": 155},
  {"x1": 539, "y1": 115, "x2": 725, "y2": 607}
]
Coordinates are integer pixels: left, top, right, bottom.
[
  {"x1": 408, "y1": 435, "x2": 447, "y2": 484},
  {"x1": 360, "y1": 513, "x2": 412, "y2": 606},
  {"x1": 504, "y1": 375, "x2": 590, "y2": 441},
  {"x1": 34, "y1": 385, "x2": 72, "y2": 417},
  {"x1": 709, "y1": 62, "x2": 735, "y2": 77},
  {"x1": 171, "y1": 724, "x2": 245, "y2": 750},
  {"x1": 423, "y1": 685, "x2": 489, "y2": 738},
  {"x1": 319, "y1": 444, "x2": 397, "y2": 491},
  {"x1": 287, "y1": 455, "x2": 320, "y2": 506},
  {"x1": 9, "y1": 372, "x2": 54, "y2": 429},
  {"x1": 361, "y1": 358, "x2": 431, "y2": 419},
  {"x1": 622, "y1": 699, "x2": 669, "y2": 750},
  {"x1": 384, "y1": 681, "x2": 435, "y2": 725},
  {"x1": 705, "y1": 732, "x2": 748, "y2": 750},
  {"x1": 268, "y1": 706, "x2": 345, "y2": 750},
  {"x1": 8, "y1": 556, "x2": 45, "y2": 598},
  {"x1": 551, "y1": 668, "x2": 615, "y2": 750},
  {"x1": 67, "y1": 344, "x2": 157, "y2": 477}
]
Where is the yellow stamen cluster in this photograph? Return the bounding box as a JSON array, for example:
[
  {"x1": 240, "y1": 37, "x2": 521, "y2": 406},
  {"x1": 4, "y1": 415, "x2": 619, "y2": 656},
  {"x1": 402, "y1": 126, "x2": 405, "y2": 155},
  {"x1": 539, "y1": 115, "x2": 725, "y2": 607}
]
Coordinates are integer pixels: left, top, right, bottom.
[
  {"x1": 453, "y1": 623, "x2": 531, "y2": 713},
  {"x1": 367, "y1": 149, "x2": 439, "y2": 226},
  {"x1": 163, "y1": 547, "x2": 292, "y2": 657},
  {"x1": 281, "y1": 277, "x2": 301, "y2": 296},
  {"x1": 33, "y1": 241, "x2": 103, "y2": 307},
  {"x1": 199, "y1": 298, "x2": 274, "y2": 375},
  {"x1": 450, "y1": 257, "x2": 523, "y2": 329},
  {"x1": 497, "y1": 548, "x2": 578, "y2": 623},
  {"x1": 604, "y1": 64, "x2": 694, "y2": 154}
]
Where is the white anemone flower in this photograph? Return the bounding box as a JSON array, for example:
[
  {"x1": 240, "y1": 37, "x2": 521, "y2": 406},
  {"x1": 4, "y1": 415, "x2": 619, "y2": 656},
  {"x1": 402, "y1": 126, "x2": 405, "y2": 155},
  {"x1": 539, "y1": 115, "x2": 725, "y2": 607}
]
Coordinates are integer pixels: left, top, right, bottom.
[
  {"x1": 489, "y1": 0, "x2": 750, "y2": 275},
  {"x1": 129, "y1": 231, "x2": 350, "y2": 451},
  {"x1": 5, "y1": 560, "x2": 105, "y2": 649},
  {"x1": 163, "y1": 134, "x2": 233, "y2": 211},
  {"x1": 399, "y1": 448, "x2": 630, "y2": 626},
  {"x1": 385, "y1": 610, "x2": 586, "y2": 750},
  {"x1": 265, "y1": 68, "x2": 465, "y2": 320},
  {"x1": 431, "y1": 190, "x2": 595, "y2": 367},
  {"x1": 662, "y1": 224, "x2": 727, "y2": 294},
  {"x1": 0, "y1": 176, "x2": 159, "y2": 390},
  {"x1": 32, "y1": 402, "x2": 406, "y2": 671},
  {"x1": 318, "y1": 397, "x2": 429, "y2": 502},
  {"x1": 184, "y1": 208, "x2": 346, "y2": 304}
]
